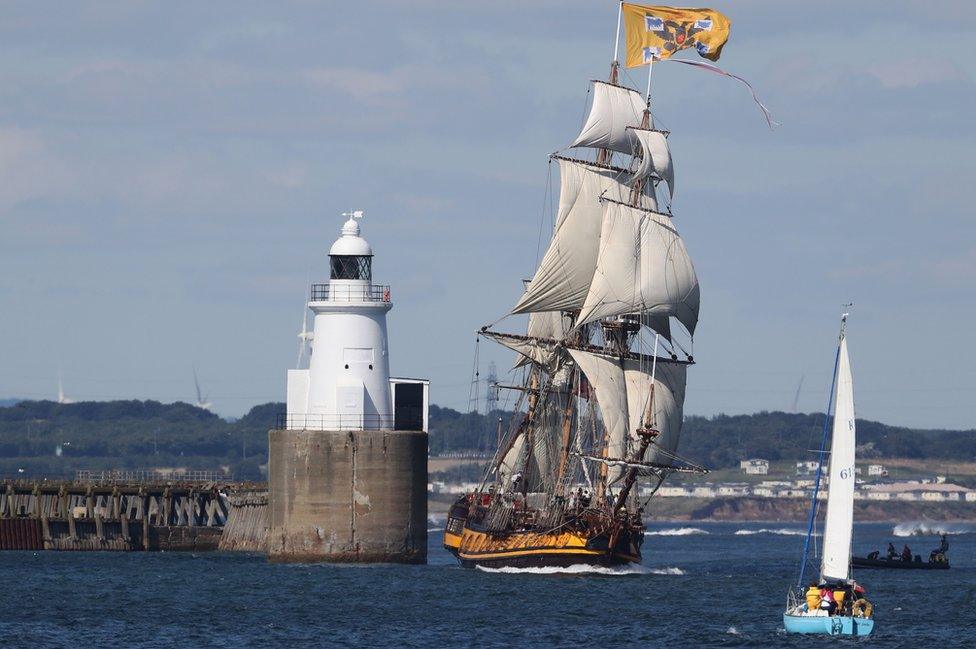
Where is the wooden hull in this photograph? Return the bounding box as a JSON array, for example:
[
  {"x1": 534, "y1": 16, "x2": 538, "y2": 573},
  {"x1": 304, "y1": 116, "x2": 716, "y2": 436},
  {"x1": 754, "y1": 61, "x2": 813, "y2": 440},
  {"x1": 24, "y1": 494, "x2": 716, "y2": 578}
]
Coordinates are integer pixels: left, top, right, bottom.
[{"x1": 444, "y1": 524, "x2": 642, "y2": 569}]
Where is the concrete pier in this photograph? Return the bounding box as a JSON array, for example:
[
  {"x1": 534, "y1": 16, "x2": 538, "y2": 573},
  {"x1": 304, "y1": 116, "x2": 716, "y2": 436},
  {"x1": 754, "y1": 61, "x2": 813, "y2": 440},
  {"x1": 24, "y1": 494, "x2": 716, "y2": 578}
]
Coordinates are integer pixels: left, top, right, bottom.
[{"x1": 267, "y1": 428, "x2": 427, "y2": 563}]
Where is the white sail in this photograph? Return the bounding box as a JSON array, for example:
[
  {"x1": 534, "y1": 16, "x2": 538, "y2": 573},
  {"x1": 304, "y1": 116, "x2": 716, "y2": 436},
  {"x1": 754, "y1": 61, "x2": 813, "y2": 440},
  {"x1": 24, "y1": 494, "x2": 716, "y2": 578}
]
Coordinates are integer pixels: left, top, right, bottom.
[
  {"x1": 567, "y1": 349, "x2": 629, "y2": 484},
  {"x1": 821, "y1": 334, "x2": 856, "y2": 582},
  {"x1": 569, "y1": 349, "x2": 687, "y2": 483},
  {"x1": 498, "y1": 433, "x2": 524, "y2": 486},
  {"x1": 484, "y1": 331, "x2": 555, "y2": 369},
  {"x1": 515, "y1": 309, "x2": 571, "y2": 368},
  {"x1": 513, "y1": 158, "x2": 654, "y2": 314},
  {"x1": 623, "y1": 361, "x2": 687, "y2": 462},
  {"x1": 577, "y1": 200, "x2": 700, "y2": 333},
  {"x1": 630, "y1": 128, "x2": 674, "y2": 201},
  {"x1": 571, "y1": 81, "x2": 650, "y2": 154},
  {"x1": 514, "y1": 281, "x2": 571, "y2": 368}
]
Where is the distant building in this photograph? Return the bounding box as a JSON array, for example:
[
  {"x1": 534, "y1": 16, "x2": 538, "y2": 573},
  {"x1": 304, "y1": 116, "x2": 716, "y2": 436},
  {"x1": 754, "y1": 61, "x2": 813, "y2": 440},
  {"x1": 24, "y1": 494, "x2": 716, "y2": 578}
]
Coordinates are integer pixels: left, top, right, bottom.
[
  {"x1": 796, "y1": 460, "x2": 819, "y2": 476},
  {"x1": 656, "y1": 486, "x2": 692, "y2": 498},
  {"x1": 740, "y1": 459, "x2": 769, "y2": 475},
  {"x1": 867, "y1": 464, "x2": 887, "y2": 477},
  {"x1": 865, "y1": 480, "x2": 972, "y2": 504},
  {"x1": 718, "y1": 484, "x2": 750, "y2": 497},
  {"x1": 692, "y1": 486, "x2": 717, "y2": 498}
]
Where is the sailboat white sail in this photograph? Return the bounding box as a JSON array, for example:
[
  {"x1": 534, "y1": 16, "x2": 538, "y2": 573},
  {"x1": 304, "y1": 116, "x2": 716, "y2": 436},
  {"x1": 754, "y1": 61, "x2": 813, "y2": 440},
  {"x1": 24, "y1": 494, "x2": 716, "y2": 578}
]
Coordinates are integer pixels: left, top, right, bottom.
[
  {"x1": 784, "y1": 316, "x2": 874, "y2": 636},
  {"x1": 820, "y1": 335, "x2": 856, "y2": 582}
]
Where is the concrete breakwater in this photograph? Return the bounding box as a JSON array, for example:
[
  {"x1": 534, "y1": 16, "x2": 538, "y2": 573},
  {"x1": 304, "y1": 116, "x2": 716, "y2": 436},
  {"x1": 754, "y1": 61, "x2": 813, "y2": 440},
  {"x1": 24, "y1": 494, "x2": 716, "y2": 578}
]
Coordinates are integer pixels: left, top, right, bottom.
[
  {"x1": 0, "y1": 479, "x2": 265, "y2": 552},
  {"x1": 218, "y1": 491, "x2": 269, "y2": 552}
]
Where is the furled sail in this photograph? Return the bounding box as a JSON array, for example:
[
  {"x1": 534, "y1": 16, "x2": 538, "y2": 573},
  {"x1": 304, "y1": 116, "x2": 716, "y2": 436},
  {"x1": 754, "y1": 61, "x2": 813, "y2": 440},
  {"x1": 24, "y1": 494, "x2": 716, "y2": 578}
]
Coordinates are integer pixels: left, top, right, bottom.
[
  {"x1": 821, "y1": 335, "x2": 856, "y2": 582},
  {"x1": 629, "y1": 128, "x2": 674, "y2": 200},
  {"x1": 513, "y1": 158, "x2": 656, "y2": 314},
  {"x1": 577, "y1": 200, "x2": 699, "y2": 334},
  {"x1": 568, "y1": 349, "x2": 687, "y2": 484},
  {"x1": 571, "y1": 81, "x2": 650, "y2": 154}
]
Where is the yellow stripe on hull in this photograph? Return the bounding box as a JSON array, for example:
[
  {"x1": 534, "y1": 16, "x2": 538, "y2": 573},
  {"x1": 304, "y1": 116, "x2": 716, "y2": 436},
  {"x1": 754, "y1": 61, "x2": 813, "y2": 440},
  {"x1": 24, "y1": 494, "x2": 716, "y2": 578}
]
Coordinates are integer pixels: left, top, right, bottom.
[
  {"x1": 457, "y1": 528, "x2": 590, "y2": 558},
  {"x1": 443, "y1": 531, "x2": 462, "y2": 553},
  {"x1": 452, "y1": 527, "x2": 639, "y2": 564}
]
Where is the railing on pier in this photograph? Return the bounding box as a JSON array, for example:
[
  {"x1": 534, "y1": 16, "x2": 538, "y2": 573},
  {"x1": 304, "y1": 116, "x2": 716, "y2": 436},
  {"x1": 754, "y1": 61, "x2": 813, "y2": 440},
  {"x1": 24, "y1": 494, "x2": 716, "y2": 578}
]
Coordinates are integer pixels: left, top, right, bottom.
[
  {"x1": 310, "y1": 283, "x2": 391, "y2": 303},
  {"x1": 75, "y1": 469, "x2": 224, "y2": 484},
  {"x1": 275, "y1": 413, "x2": 397, "y2": 431}
]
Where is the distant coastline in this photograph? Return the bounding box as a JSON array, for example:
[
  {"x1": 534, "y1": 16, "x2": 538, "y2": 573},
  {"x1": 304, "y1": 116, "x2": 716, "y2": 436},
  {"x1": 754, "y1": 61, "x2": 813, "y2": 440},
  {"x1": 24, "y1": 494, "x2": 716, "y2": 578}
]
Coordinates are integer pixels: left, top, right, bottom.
[
  {"x1": 427, "y1": 494, "x2": 976, "y2": 524},
  {"x1": 643, "y1": 496, "x2": 976, "y2": 523}
]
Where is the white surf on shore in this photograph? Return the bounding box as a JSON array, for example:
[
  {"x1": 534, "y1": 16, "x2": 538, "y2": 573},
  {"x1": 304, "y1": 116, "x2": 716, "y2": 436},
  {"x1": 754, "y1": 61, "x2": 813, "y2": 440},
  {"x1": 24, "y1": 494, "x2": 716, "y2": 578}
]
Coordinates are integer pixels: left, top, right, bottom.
[
  {"x1": 734, "y1": 528, "x2": 810, "y2": 536},
  {"x1": 893, "y1": 522, "x2": 972, "y2": 537}
]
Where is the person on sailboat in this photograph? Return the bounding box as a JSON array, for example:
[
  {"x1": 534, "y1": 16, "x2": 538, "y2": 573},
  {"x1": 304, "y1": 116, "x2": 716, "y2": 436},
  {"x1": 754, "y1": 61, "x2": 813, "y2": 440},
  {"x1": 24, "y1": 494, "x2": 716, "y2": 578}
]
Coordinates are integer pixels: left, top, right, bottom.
[
  {"x1": 930, "y1": 534, "x2": 949, "y2": 562},
  {"x1": 818, "y1": 586, "x2": 838, "y2": 615},
  {"x1": 886, "y1": 542, "x2": 897, "y2": 559},
  {"x1": 901, "y1": 544, "x2": 913, "y2": 562}
]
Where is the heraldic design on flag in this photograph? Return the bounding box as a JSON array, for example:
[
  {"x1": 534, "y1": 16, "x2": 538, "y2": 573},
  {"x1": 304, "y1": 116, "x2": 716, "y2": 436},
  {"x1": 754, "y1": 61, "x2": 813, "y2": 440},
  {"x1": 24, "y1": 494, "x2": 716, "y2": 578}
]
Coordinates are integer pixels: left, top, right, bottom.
[{"x1": 622, "y1": 3, "x2": 731, "y2": 67}]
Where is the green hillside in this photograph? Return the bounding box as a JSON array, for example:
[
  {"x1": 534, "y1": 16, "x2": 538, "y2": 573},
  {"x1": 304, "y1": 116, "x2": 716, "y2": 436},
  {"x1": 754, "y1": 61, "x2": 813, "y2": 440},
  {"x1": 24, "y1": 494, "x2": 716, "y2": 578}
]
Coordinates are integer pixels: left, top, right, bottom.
[{"x1": 0, "y1": 400, "x2": 972, "y2": 480}]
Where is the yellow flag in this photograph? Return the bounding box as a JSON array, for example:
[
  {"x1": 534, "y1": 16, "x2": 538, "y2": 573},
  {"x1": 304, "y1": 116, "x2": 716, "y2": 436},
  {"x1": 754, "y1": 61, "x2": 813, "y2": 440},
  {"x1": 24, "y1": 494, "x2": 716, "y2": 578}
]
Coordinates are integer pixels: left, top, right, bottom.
[{"x1": 622, "y1": 4, "x2": 731, "y2": 67}]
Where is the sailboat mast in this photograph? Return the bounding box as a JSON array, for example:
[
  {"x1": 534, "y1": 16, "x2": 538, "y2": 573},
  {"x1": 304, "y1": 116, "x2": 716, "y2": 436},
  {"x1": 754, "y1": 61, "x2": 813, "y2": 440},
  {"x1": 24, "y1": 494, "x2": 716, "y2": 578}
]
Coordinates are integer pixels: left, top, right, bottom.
[{"x1": 796, "y1": 315, "x2": 846, "y2": 589}]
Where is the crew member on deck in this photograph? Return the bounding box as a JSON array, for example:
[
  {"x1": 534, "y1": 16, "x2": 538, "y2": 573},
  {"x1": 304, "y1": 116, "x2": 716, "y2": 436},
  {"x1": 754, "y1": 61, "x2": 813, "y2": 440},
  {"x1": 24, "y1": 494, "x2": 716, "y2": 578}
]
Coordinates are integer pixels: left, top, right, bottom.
[
  {"x1": 818, "y1": 586, "x2": 838, "y2": 615},
  {"x1": 930, "y1": 534, "x2": 949, "y2": 562}
]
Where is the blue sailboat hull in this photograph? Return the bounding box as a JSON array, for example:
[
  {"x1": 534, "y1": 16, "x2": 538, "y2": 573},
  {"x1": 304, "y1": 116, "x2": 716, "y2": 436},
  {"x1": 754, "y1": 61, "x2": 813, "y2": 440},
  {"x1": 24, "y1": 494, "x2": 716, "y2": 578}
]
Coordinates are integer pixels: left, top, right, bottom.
[{"x1": 783, "y1": 611, "x2": 874, "y2": 636}]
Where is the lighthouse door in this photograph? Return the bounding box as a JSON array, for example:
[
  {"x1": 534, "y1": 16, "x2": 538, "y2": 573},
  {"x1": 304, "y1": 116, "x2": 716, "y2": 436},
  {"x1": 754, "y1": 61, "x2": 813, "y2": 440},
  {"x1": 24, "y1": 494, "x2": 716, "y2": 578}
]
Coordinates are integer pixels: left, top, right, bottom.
[{"x1": 394, "y1": 382, "x2": 424, "y2": 431}]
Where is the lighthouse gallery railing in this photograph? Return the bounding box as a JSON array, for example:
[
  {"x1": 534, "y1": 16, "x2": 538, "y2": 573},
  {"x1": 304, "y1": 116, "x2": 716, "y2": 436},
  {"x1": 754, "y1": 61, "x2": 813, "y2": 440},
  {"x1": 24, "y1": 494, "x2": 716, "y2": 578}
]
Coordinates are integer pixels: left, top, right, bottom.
[{"x1": 310, "y1": 284, "x2": 391, "y2": 302}]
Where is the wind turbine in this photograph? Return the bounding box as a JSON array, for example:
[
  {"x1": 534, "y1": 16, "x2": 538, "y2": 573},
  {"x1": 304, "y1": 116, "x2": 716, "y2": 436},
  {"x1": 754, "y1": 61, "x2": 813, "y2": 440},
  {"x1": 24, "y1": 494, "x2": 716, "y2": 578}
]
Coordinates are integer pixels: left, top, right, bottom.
[
  {"x1": 57, "y1": 369, "x2": 74, "y2": 404},
  {"x1": 193, "y1": 368, "x2": 212, "y2": 410}
]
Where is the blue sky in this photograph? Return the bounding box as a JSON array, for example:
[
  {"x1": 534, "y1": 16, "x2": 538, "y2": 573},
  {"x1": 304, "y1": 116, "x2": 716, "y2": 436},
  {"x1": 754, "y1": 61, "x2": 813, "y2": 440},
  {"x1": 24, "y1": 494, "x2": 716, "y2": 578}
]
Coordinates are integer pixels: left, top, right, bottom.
[{"x1": 0, "y1": 1, "x2": 973, "y2": 429}]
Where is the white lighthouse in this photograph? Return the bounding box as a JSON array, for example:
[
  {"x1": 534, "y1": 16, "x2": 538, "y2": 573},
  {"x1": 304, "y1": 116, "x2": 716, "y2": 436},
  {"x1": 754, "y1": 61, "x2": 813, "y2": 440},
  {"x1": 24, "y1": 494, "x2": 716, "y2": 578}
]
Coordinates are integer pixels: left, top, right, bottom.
[
  {"x1": 286, "y1": 211, "x2": 396, "y2": 430},
  {"x1": 270, "y1": 211, "x2": 430, "y2": 564}
]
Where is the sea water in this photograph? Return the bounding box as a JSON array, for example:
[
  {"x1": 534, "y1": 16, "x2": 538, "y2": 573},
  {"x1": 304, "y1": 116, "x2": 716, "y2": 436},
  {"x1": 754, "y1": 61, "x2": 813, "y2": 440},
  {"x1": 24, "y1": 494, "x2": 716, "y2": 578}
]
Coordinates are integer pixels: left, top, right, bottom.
[{"x1": 0, "y1": 522, "x2": 971, "y2": 648}]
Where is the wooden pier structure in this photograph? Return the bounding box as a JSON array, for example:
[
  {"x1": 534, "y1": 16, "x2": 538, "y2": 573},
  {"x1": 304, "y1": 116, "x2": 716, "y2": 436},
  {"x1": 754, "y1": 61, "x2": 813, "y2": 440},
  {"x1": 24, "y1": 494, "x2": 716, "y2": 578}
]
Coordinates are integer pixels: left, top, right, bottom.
[{"x1": 0, "y1": 478, "x2": 268, "y2": 552}]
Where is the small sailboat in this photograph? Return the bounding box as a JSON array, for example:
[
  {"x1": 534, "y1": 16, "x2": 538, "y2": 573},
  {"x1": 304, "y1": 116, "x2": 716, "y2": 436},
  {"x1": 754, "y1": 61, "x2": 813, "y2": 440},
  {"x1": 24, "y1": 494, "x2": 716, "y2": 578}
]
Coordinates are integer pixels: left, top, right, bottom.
[{"x1": 783, "y1": 313, "x2": 875, "y2": 637}]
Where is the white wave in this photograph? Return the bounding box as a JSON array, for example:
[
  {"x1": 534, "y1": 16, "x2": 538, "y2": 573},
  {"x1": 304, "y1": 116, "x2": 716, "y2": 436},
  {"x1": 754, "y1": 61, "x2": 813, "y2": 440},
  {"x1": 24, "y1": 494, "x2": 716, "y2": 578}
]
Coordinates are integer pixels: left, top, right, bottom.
[
  {"x1": 648, "y1": 566, "x2": 686, "y2": 575},
  {"x1": 426, "y1": 527, "x2": 441, "y2": 533},
  {"x1": 475, "y1": 563, "x2": 683, "y2": 576},
  {"x1": 734, "y1": 528, "x2": 809, "y2": 537},
  {"x1": 726, "y1": 626, "x2": 741, "y2": 635},
  {"x1": 893, "y1": 522, "x2": 972, "y2": 537},
  {"x1": 645, "y1": 527, "x2": 709, "y2": 536}
]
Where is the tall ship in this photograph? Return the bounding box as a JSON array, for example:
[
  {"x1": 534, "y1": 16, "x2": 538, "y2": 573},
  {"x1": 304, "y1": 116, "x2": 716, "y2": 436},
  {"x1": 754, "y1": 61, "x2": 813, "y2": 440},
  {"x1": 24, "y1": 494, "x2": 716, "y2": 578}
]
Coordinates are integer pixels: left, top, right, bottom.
[{"x1": 442, "y1": 3, "x2": 741, "y2": 569}]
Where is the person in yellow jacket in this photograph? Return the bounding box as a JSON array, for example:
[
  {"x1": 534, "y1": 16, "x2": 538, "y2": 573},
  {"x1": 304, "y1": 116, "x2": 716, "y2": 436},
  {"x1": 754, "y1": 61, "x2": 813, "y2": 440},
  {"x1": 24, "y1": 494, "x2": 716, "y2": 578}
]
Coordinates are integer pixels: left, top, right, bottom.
[{"x1": 805, "y1": 583, "x2": 821, "y2": 612}]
